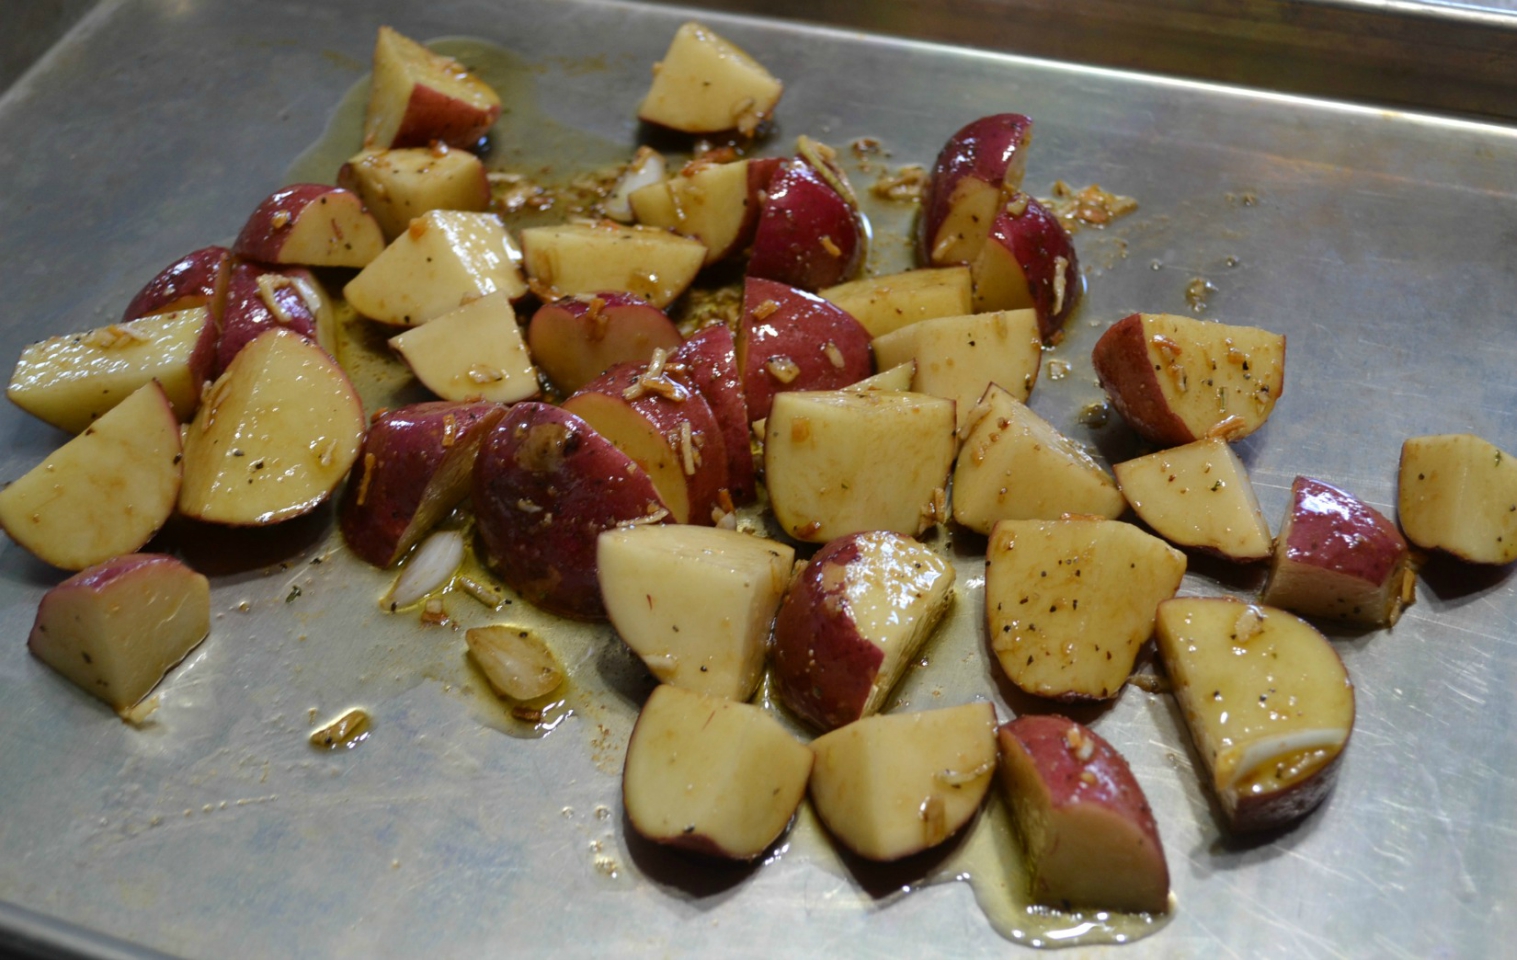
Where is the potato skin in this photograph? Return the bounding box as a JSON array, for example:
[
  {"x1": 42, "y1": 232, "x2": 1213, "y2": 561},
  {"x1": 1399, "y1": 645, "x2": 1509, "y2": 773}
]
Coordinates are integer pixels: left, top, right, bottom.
[
  {"x1": 770, "y1": 535, "x2": 881, "y2": 731},
  {"x1": 121, "y1": 245, "x2": 231, "y2": 323},
  {"x1": 340, "y1": 401, "x2": 504, "y2": 568},
  {"x1": 738, "y1": 277, "x2": 873, "y2": 422},
  {"x1": 1092, "y1": 313, "x2": 1197, "y2": 446},
  {"x1": 473, "y1": 402, "x2": 669, "y2": 620},
  {"x1": 919, "y1": 113, "x2": 1033, "y2": 265},
  {"x1": 670, "y1": 324, "x2": 754, "y2": 504},
  {"x1": 747, "y1": 161, "x2": 861, "y2": 292},
  {"x1": 984, "y1": 195, "x2": 1080, "y2": 342}
]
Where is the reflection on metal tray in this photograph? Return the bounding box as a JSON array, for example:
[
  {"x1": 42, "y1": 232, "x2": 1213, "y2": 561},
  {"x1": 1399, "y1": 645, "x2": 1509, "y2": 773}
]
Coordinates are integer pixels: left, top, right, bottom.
[{"x1": 1, "y1": 1, "x2": 1516, "y2": 958}]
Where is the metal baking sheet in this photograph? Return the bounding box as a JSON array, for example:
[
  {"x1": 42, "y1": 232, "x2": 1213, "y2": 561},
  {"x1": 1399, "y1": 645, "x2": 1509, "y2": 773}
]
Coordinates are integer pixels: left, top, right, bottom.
[{"x1": 2, "y1": 1, "x2": 1516, "y2": 957}]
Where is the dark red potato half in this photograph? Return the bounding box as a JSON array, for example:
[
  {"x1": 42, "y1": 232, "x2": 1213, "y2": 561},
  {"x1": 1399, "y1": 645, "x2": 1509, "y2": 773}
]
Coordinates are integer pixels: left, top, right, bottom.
[
  {"x1": 233, "y1": 184, "x2": 385, "y2": 269},
  {"x1": 340, "y1": 401, "x2": 506, "y2": 568},
  {"x1": 747, "y1": 160, "x2": 862, "y2": 292},
  {"x1": 473, "y1": 402, "x2": 671, "y2": 620},
  {"x1": 121, "y1": 246, "x2": 232, "y2": 323},
  {"x1": 919, "y1": 113, "x2": 1034, "y2": 267},
  {"x1": 971, "y1": 192, "x2": 1081, "y2": 342},
  {"x1": 736, "y1": 277, "x2": 872, "y2": 422},
  {"x1": 527, "y1": 293, "x2": 683, "y2": 396}
]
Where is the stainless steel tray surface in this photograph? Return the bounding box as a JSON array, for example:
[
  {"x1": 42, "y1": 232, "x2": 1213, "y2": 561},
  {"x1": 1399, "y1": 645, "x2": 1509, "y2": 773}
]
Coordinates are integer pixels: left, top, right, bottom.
[{"x1": 1, "y1": 1, "x2": 1515, "y2": 958}]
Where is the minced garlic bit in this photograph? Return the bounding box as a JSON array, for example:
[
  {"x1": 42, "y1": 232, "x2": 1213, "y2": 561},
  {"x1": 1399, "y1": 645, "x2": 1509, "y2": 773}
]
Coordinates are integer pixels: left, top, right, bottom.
[
  {"x1": 1043, "y1": 181, "x2": 1139, "y2": 232},
  {"x1": 255, "y1": 273, "x2": 299, "y2": 326},
  {"x1": 83, "y1": 324, "x2": 149, "y2": 350},
  {"x1": 621, "y1": 348, "x2": 682, "y2": 401},
  {"x1": 823, "y1": 341, "x2": 846, "y2": 370},
  {"x1": 614, "y1": 506, "x2": 670, "y2": 528},
  {"x1": 870, "y1": 164, "x2": 927, "y2": 202},
  {"x1": 312, "y1": 437, "x2": 337, "y2": 468},
  {"x1": 678, "y1": 420, "x2": 697, "y2": 476},
  {"x1": 468, "y1": 364, "x2": 505, "y2": 384},
  {"x1": 355, "y1": 452, "x2": 376, "y2": 507},
  {"x1": 516, "y1": 499, "x2": 543, "y2": 514},
  {"x1": 441, "y1": 413, "x2": 459, "y2": 448},
  {"x1": 934, "y1": 759, "x2": 995, "y2": 787},
  {"x1": 1005, "y1": 195, "x2": 1029, "y2": 218},
  {"x1": 271, "y1": 210, "x2": 292, "y2": 230},
  {"x1": 819, "y1": 235, "x2": 842, "y2": 258},
  {"x1": 766, "y1": 356, "x2": 801, "y2": 384},
  {"x1": 1232, "y1": 604, "x2": 1266, "y2": 644},
  {"x1": 408, "y1": 218, "x2": 429, "y2": 240},
  {"x1": 458, "y1": 576, "x2": 505, "y2": 608},
  {"x1": 752, "y1": 299, "x2": 780, "y2": 321},
  {"x1": 1185, "y1": 277, "x2": 1217, "y2": 313},
  {"x1": 1064, "y1": 724, "x2": 1096, "y2": 762},
  {"x1": 1051, "y1": 256, "x2": 1070, "y2": 316},
  {"x1": 420, "y1": 596, "x2": 450, "y2": 626}
]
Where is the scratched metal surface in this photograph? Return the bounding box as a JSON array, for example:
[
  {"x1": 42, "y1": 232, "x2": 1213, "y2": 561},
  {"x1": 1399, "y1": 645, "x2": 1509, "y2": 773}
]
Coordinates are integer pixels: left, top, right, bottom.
[{"x1": 1, "y1": 1, "x2": 1516, "y2": 958}]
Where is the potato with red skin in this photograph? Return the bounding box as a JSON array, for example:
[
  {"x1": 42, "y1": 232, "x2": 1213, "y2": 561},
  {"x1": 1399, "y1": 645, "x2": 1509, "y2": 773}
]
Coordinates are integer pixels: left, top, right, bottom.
[
  {"x1": 27, "y1": 554, "x2": 211, "y2": 716},
  {"x1": 1156, "y1": 597, "x2": 1355, "y2": 833},
  {"x1": 364, "y1": 26, "x2": 501, "y2": 150},
  {"x1": 562, "y1": 361, "x2": 728, "y2": 526},
  {"x1": 1262, "y1": 476, "x2": 1414, "y2": 626},
  {"x1": 121, "y1": 246, "x2": 231, "y2": 323},
  {"x1": 628, "y1": 158, "x2": 763, "y2": 265},
  {"x1": 213, "y1": 261, "x2": 325, "y2": 378},
  {"x1": 337, "y1": 147, "x2": 490, "y2": 241},
  {"x1": 233, "y1": 184, "x2": 385, "y2": 269},
  {"x1": 919, "y1": 113, "x2": 1034, "y2": 267},
  {"x1": 340, "y1": 401, "x2": 505, "y2": 568},
  {"x1": 473, "y1": 402, "x2": 670, "y2": 620},
  {"x1": 669, "y1": 324, "x2": 754, "y2": 504},
  {"x1": 1092, "y1": 312, "x2": 1286, "y2": 447},
  {"x1": 998, "y1": 715, "x2": 1171, "y2": 914},
  {"x1": 747, "y1": 160, "x2": 862, "y2": 292},
  {"x1": 527, "y1": 293, "x2": 683, "y2": 395},
  {"x1": 736, "y1": 277, "x2": 872, "y2": 422},
  {"x1": 970, "y1": 193, "x2": 1081, "y2": 342},
  {"x1": 771, "y1": 531, "x2": 955, "y2": 731}
]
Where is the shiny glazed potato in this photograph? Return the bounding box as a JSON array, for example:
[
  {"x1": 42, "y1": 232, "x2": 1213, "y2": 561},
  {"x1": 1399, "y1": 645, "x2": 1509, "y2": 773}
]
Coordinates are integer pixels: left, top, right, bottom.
[
  {"x1": 636, "y1": 21, "x2": 783, "y2": 136},
  {"x1": 337, "y1": 146, "x2": 491, "y2": 241},
  {"x1": 998, "y1": 715, "x2": 1171, "y2": 914},
  {"x1": 808, "y1": 702, "x2": 998, "y2": 861},
  {"x1": 969, "y1": 192, "x2": 1081, "y2": 341},
  {"x1": 919, "y1": 113, "x2": 1034, "y2": 267},
  {"x1": 736, "y1": 276, "x2": 873, "y2": 423},
  {"x1": 232, "y1": 184, "x2": 385, "y2": 269},
  {"x1": 526, "y1": 293, "x2": 682, "y2": 396},
  {"x1": 340, "y1": 401, "x2": 506, "y2": 569},
  {"x1": 1156, "y1": 598, "x2": 1355, "y2": 833},
  {"x1": 27, "y1": 554, "x2": 209, "y2": 715},
  {"x1": 747, "y1": 159, "x2": 862, "y2": 292},
  {"x1": 472, "y1": 402, "x2": 670, "y2": 620},
  {"x1": 1114, "y1": 437, "x2": 1273, "y2": 561},
  {"x1": 364, "y1": 25, "x2": 502, "y2": 149},
  {"x1": 1398, "y1": 433, "x2": 1517, "y2": 565},
  {"x1": 771, "y1": 531, "x2": 954, "y2": 731}
]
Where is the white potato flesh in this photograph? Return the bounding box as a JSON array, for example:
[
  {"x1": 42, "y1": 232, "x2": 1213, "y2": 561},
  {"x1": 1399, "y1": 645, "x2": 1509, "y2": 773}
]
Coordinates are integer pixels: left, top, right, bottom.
[
  {"x1": 870, "y1": 309, "x2": 1041, "y2": 432},
  {"x1": 7, "y1": 308, "x2": 209, "y2": 433},
  {"x1": 820, "y1": 266, "x2": 974, "y2": 339},
  {"x1": 0, "y1": 382, "x2": 181, "y2": 571},
  {"x1": 953, "y1": 384, "x2": 1125, "y2": 533},
  {"x1": 764, "y1": 389, "x2": 956, "y2": 542},
  {"x1": 1398, "y1": 433, "x2": 1517, "y2": 564},
  {"x1": 341, "y1": 147, "x2": 490, "y2": 240},
  {"x1": 603, "y1": 146, "x2": 667, "y2": 223},
  {"x1": 637, "y1": 22, "x2": 783, "y2": 136},
  {"x1": 389, "y1": 291, "x2": 539, "y2": 403},
  {"x1": 519, "y1": 222, "x2": 706, "y2": 310},
  {"x1": 808, "y1": 702, "x2": 998, "y2": 861},
  {"x1": 844, "y1": 361, "x2": 915, "y2": 394},
  {"x1": 623, "y1": 684, "x2": 812, "y2": 860},
  {"x1": 344, "y1": 210, "x2": 527, "y2": 327},
  {"x1": 178, "y1": 330, "x2": 365, "y2": 526},
  {"x1": 1114, "y1": 437, "x2": 1273, "y2": 561},
  {"x1": 27, "y1": 554, "x2": 210, "y2": 714},
  {"x1": 629, "y1": 159, "x2": 752, "y2": 264},
  {"x1": 597, "y1": 525, "x2": 793, "y2": 702},
  {"x1": 1155, "y1": 598, "x2": 1354, "y2": 831},
  {"x1": 985, "y1": 517, "x2": 1185, "y2": 700}
]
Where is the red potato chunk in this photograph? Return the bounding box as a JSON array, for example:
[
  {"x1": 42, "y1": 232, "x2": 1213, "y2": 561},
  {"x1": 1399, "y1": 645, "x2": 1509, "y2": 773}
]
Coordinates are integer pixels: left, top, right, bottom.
[
  {"x1": 120, "y1": 246, "x2": 231, "y2": 323},
  {"x1": 636, "y1": 22, "x2": 783, "y2": 136},
  {"x1": 473, "y1": 402, "x2": 671, "y2": 620},
  {"x1": 340, "y1": 401, "x2": 506, "y2": 568},
  {"x1": 213, "y1": 261, "x2": 327, "y2": 379},
  {"x1": 747, "y1": 159, "x2": 862, "y2": 292},
  {"x1": 970, "y1": 192, "x2": 1081, "y2": 342},
  {"x1": 337, "y1": 146, "x2": 490, "y2": 241},
  {"x1": 527, "y1": 293, "x2": 683, "y2": 396},
  {"x1": 1261, "y1": 475, "x2": 1414, "y2": 626},
  {"x1": 998, "y1": 715, "x2": 1171, "y2": 914},
  {"x1": 736, "y1": 276, "x2": 872, "y2": 423},
  {"x1": 0, "y1": 382, "x2": 182, "y2": 571},
  {"x1": 233, "y1": 184, "x2": 385, "y2": 269},
  {"x1": 1398, "y1": 433, "x2": 1517, "y2": 565},
  {"x1": 919, "y1": 113, "x2": 1034, "y2": 267},
  {"x1": 669, "y1": 324, "x2": 755, "y2": 505},
  {"x1": 364, "y1": 26, "x2": 502, "y2": 150},
  {"x1": 28, "y1": 554, "x2": 210, "y2": 716},
  {"x1": 561, "y1": 361, "x2": 728, "y2": 526},
  {"x1": 771, "y1": 531, "x2": 955, "y2": 731}
]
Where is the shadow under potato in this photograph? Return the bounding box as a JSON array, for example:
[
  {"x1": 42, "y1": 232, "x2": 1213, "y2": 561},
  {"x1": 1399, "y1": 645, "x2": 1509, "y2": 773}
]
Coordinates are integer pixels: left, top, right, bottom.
[{"x1": 156, "y1": 504, "x2": 335, "y2": 577}]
